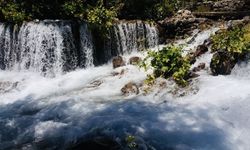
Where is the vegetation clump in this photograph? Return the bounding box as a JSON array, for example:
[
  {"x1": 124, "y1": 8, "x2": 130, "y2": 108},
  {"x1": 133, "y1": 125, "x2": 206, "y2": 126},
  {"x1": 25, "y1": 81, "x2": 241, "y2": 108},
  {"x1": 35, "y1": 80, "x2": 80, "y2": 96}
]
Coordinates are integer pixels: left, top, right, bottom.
[
  {"x1": 210, "y1": 23, "x2": 250, "y2": 75},
  {"x1": 211, "y1": 26, "x2": 250, "y2": 55},
  {"x1": 0, "y1": 0, "x2": 203, "y2": 23},
  {"x1": 141, "y1": 46, "x2": 191, "y2": 86}
]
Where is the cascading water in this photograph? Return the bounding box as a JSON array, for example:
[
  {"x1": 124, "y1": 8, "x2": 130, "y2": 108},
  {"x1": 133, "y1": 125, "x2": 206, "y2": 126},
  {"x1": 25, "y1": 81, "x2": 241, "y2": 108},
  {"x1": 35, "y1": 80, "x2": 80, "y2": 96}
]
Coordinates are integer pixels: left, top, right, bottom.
[
  {"x1": 79, "y1": 24, "x2": 94, "y2": 68},
  {"x1": 112, "y1": 21, "x2": 158, "y2": 54},
  {"x1": 18, "y1": 22, "x2": 65, "y2": 76},
  {"x1": 2, "y1": 22, "x2": 250, "y2": 150},
  {"x1": 0, "y1": 21, "x2": 81, "y2": 76},
  {"x1": 0, "y1": 20, "x2": 158, "y2": 76}
]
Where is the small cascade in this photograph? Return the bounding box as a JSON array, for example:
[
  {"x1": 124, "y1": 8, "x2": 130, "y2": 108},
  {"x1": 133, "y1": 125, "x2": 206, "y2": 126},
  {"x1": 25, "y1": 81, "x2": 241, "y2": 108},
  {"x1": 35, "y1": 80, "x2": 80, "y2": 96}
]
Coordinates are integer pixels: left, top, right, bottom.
[
  {"x1": 145, "y1": 23, "x2": 159, "y2": 48},
  {"x1": 100, "y1": 21, "x2": 159, "y2": 63},
  {"x1": 0, "y1": 21, "x2": 94, "y2": 76},
  {"x1": 0, "y1": 23, "x2": 17, "y2": 70},
  {"x1": 111, "y1": 21, "x2": 159, "y2": 54},
  {"x1": 79, "y1": 23, "x2": 94, "y2": 68},
  {"x1": 17, "y1": 22, "x2": 65, "y2": 76}
]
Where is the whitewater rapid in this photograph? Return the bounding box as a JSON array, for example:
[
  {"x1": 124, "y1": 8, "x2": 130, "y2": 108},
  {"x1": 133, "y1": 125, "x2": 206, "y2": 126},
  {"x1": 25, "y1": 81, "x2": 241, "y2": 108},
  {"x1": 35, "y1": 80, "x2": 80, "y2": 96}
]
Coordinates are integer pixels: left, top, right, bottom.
[{"x1": 0, "y1": 27, "x2": 250, "y2": 150}]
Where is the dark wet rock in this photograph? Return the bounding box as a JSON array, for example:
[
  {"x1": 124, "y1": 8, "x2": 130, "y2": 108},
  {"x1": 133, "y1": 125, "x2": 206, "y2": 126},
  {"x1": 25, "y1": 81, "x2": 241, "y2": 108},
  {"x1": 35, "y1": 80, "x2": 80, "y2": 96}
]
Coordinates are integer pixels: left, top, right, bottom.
[
  {"x1": 121, "y1": 82, "x2": 139, "y2": 96},
  {"x1": 187, "y1": 43, "x2": 209, "y2": 65},
  {"x1": 129, "y1": 56, "x2": 141, "y2": 65},
  {"x1": 187, "y1": 53, "x2": 197, "y2": 65},
  {"x1": 188, "y1": 71, "x2": 200, "y2": 78},
  {"x1": 194, "y1": 44, "x2": 208, "y2": 57},
  {"x1": 193, "y1": 63, "x2": 206, "y2": 72},
  {"x1": 112, "y1": 56, "x2": 125, "y2": 69},
  {"x1": 210, "y1": 51, "x2": 237, "y2": 75}
]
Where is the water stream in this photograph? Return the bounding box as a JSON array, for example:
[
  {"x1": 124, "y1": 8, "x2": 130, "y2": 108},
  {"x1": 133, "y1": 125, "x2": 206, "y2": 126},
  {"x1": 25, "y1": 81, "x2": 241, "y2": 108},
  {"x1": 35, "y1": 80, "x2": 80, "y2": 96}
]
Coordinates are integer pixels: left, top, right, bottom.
[{"x1": 0, "y1": 22, "x2": 249, "y2": 150}]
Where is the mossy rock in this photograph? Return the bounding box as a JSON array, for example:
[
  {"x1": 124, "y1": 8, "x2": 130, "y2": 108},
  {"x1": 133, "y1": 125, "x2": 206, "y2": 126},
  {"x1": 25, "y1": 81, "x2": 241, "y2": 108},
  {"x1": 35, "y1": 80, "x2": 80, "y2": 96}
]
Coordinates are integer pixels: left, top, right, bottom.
[{"x1": 210, "y1": 51, "x2": 237, "y2": 75}]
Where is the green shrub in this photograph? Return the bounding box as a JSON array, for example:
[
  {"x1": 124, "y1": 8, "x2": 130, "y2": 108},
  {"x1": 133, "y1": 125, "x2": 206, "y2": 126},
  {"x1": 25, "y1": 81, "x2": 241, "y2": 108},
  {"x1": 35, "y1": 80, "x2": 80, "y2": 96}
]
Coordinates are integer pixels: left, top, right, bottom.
[
  {"x1": 86, "y1": 0, "x2": 119, "y2": 34},
  {"x1": 211, "y1": 25, "x2": 250, "y2": 55},
  {"x1": 125, "y1": 135, "x2": 138, "y2": 149},
  {"x1": 210, "y1": 23, "x2": 250, "y2": 75},
  {"x1": 142, "y1": 46, "x2": 191, "y2": 86},
  {"x1": 62, "y1": 0, "x2": 87, "y2": 19},
  {"x1": 0, "y1": 1, "x2": 29, "y2": 23}
]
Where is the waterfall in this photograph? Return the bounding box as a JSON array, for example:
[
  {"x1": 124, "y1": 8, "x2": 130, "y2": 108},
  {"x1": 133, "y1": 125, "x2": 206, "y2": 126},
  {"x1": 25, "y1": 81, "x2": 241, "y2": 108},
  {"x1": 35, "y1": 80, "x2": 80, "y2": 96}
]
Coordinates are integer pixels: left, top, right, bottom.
[
  {"x1": 79, "y1": 24, "x2": 94, "y2": 68},
  {"x1": 17, "y1": 22, "x2": 65, "y2": 76},
  {"x1": 99, "y1": 20, "x2": 159, "y2": 63},
  {"x1": 0, "y1": 20, "x2": 159, "y2": 76},
  {"x1": 0, "y1": 23, "x2": 16, "y2": 70},
  {"x1": 111, "y1": 21, "x2": 159, "y2": 54}
]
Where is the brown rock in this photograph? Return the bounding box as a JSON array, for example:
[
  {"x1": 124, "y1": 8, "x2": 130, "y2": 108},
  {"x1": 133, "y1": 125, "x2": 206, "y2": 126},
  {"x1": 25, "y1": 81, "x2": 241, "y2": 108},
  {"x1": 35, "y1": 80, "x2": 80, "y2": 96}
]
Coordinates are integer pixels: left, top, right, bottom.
[
  {"x1": 112, "y1": 56, "x2": 125, "y2": 69},
  {"x1": 159, "y1": 9, "x2": 207, "y2": 38},
  {"x1": 129, "y1": 57, "x2": 141, "y2": 65},
  {"x1": 121, "y1": 82, "x2": 139, "y2": 96},
  {"x1": 194, "y1": 44, "x2": 208, "y2": 57}
]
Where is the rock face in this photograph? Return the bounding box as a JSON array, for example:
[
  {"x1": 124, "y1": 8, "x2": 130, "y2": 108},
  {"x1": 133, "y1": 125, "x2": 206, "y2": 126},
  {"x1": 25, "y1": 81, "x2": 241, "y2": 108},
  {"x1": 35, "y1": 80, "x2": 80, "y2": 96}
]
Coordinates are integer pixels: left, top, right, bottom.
[
  {"x1": 213, "y1": 0, "x2": 246, "y2": 11},
  {"x1": 159, "y1": 10, "x2": 207, "y2": 38},
  {"x1": 210, "y1": 51, "x2": 237, "y2": 75},
  {"x1": 193, "y1": 0, "x2": 250, "y2": 12},
  {"x1": 121, "y1": 82, "x2": 139, "y2": 96},
  {"x1": 129, "y1": 57, "x2": 141, "y2": 65},
  {"x1": 112, "y1": 56, "x2": 125, "y2": 69}
]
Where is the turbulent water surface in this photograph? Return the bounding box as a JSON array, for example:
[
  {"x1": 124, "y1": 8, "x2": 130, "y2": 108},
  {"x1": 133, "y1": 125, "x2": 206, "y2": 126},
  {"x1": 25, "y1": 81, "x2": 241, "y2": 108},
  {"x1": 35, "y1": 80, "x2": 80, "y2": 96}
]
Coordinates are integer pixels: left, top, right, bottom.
[{"x1": 0, "y1": 21, "x2": 250, "y2": 150}]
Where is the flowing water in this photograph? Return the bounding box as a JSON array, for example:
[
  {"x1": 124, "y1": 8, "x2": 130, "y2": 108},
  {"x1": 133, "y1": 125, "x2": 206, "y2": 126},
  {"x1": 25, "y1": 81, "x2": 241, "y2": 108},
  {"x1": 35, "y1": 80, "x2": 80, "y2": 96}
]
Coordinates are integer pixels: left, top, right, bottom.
[{"x1": 0, "y1": 21, "x2": 250, "y2": 150}]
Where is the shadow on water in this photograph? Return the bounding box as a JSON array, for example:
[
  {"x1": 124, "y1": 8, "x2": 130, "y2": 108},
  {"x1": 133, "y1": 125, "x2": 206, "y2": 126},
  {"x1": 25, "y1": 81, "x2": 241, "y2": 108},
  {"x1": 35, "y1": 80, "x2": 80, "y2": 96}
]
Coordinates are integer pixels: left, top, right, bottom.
[{"x1": 0, "y1": 96, "x2": 229, "y2": 150}]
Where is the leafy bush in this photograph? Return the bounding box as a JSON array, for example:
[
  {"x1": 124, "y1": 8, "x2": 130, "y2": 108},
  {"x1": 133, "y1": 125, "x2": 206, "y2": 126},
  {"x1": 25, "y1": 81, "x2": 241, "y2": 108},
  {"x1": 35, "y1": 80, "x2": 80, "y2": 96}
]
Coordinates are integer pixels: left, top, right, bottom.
[
  {"x1": 0, "y1": 1, "x2": 29, "y2": 23},
  {"x1": 87, "y1": 0, "x2": 118, "y2": 29},
  {"x1": 0, "y1": 0, "x2": 202, "y2": 22},
  {"x1": 211, "y1": 25, "x2": 250, "y2": 55},
  {"x1": 210, "y1": 23, "x2": 250, "y2": 75},
  {"x1": 153, "y1": 0, "x2": 175, "y2": 20},
  {"x1": 62, "y1": 0, "x2": 87, "y2": 19},
  {"x1": 142, "y1": 46, "x2": 191, "y2": 86},
  {"x1": 243, "y1": 23, "x2": 250, "y2": 48}
]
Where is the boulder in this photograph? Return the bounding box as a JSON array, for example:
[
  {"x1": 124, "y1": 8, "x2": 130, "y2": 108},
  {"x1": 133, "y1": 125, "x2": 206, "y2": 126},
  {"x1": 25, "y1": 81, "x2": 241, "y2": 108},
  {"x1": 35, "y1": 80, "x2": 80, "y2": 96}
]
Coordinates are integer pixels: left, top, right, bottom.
[
  {"x1": 193, "y1": 63, "x2": 206, "y2": 72},
  {"x1": 121, "y1": 82, "x2": 139, "y2": 96},
  {"x1": 188, "y1": 71, "x2": 200, "y2": 78},
  {"x1": 210, "y1": 51, "x2": 237, "y2": 75},
  {"x1": 187, "y1": 43, "x2": 209, "y2": 64},
  {"x1": 112, "y1": 56, "x2": 125, "y2": 69},
  {"x1": 194, "y1": 44, "x2": 208, "y2": 57},
  {"x1": 159, "y1": 10, "x2": 207, "y2": 38},
  {"x1": 129, "y1": 57, "x2": 141, "y2": 65}
]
